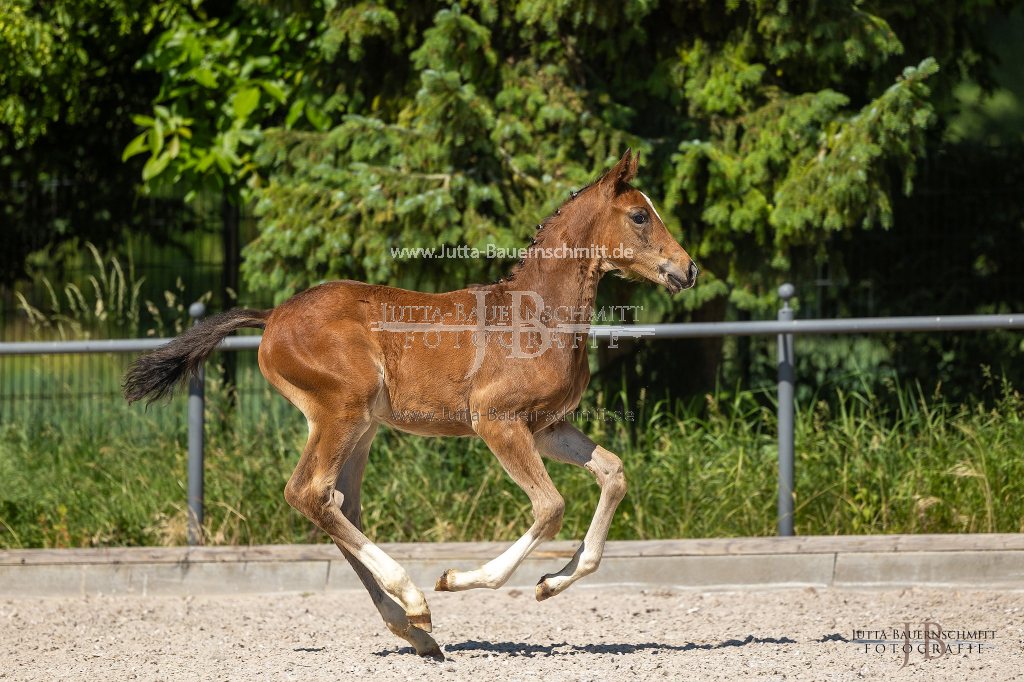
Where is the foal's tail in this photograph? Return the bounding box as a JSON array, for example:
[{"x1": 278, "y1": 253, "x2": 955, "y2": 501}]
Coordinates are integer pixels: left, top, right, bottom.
[{"x1": 122, "y1": 308, "x2": 273, "y2": 406}]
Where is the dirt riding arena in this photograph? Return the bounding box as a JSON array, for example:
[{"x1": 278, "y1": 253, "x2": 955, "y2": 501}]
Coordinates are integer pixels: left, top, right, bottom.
[{"x1": 2, "y1": 586, "x2": 1021, "y2": 681}]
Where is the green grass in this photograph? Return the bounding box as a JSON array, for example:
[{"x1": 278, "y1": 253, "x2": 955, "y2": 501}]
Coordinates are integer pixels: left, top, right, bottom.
[{"x1": 1, "y1": 368, "x2": 1023, "y2": 549}]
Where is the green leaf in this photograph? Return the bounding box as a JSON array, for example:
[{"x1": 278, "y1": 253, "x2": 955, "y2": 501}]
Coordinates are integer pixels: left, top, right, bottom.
[
  {"x1": 304, "y1": 105, "x2": 330, "y2": 131},
  {"x1": 193, "y1": 68, "x2": 218, "y2": 88},
  {"x1": 232, "y1": 87, "x2": 261, "y2": 121},
  {"x1": 141, "y1": 151, "x2": 171, "y2": 181},
  {"x1": 261, "y1": 80, "x2": 287, "y2": 104},
  {"x1": 213, "y1": 149, "x2": 233, "y2": 173},
  {"x1": 147, "y1": 127, "x2": 163, "y2": 156},
  {"x1": 195, "y1": 151, "x2": 217, "y2": 173},
  {"x1": 285, "y1": 99, "x2": 305, "y2": 128},
  {"x1": 122, "y1": 132, "x2": 149, "y2": 162}
]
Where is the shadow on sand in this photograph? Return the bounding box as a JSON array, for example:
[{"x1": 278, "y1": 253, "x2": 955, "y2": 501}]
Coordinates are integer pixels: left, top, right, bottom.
[{"x1": 370, "y1": 634, "x2": 798, "y2": 658}]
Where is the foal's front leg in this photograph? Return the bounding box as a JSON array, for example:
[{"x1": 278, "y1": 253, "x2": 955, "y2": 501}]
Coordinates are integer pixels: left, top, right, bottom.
[
  {"x1": 435, "y1": 421, "x2": 565, "y2": 591},
  {"x1": 532, "y1": 420, "x2": 627, "y2": 600}
]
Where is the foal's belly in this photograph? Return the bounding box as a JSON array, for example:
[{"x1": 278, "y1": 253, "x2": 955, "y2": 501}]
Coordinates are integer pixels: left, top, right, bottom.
[{"x1": 377, "y1": 401, "x2": 479, "y2": 437}]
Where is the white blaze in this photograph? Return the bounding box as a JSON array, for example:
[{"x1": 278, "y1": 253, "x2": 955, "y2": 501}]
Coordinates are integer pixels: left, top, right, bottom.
[{"x1": 640, "y1": 191, "x2": 663, "y2": 223}]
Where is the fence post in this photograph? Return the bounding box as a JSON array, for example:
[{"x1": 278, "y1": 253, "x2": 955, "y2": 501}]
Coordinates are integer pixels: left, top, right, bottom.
[
  {"x1": 777, "y1": 283, "x2": 796, "y2": 537},
  {"x1": 187, "y1": 302, "x2": 206, "y2": 546}
]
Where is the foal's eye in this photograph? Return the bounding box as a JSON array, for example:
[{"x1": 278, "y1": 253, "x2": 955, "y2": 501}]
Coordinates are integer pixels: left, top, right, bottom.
[{"x1": 631, "y1": 213, "x2": 647, "y2": 226}]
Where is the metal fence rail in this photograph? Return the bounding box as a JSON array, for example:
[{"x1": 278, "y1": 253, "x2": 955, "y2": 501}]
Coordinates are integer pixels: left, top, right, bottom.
[
  {"x1": 6, "y1": 313, "x2": 1021, "y2": 354},
  {"x1": 0, "y1": 335, "x2": 262, "y2": 355},
  {"x1": 2, "y1": 286, "x2": 1023, "y2": 544}
]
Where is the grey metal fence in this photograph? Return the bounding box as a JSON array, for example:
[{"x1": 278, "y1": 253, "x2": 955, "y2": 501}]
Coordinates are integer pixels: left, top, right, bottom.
[{"x1": 1, "y1": 284, "x2": 1022, "y2": 544}]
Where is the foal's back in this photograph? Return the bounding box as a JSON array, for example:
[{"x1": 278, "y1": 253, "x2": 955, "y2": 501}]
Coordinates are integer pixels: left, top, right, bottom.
[{"x1": 256, "y1": 280, "x2": 490, "y2": 437}]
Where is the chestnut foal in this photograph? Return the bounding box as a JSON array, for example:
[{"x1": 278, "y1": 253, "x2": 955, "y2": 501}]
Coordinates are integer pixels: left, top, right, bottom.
[{"x1": 123, "y1": 150, "x2": 696, "y2": 659}]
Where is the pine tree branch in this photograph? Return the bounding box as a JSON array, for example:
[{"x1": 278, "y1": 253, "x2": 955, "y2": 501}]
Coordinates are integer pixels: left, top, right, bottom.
[{"x1": 500, "y1": 150, "x2": 541, "y2": 189}]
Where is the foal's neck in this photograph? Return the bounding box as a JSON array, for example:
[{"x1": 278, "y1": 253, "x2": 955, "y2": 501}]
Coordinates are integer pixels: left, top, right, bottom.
[{"x1": 499, "y1": 205, "x2": 604, "y2": 318}]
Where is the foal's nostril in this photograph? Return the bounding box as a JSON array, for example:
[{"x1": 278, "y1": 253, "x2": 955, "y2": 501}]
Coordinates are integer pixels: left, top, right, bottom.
[
  {"x1": 660, "y1": 260, "x2": 693, "y2": 293},
  {"x1": 688, "y1": 261, "x2": 699, "y2": 284}
]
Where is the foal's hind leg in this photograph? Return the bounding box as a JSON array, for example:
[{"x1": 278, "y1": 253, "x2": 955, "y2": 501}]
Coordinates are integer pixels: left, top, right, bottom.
[
  {"x1": 435, "y1": 421, "x2": 565, "y2": 591},
  {"x1": 332, "y1": 424, "x2": 442, "y2": 659},
  {"x1": 532, "y1": 420, "x2": 626, "y2": 600},
  {"x1": 285, "y1": 417, "x2": 433, "y2": 640},
  {"x1": 337, "y1": 545, "x2": 442, "y2": 658}
]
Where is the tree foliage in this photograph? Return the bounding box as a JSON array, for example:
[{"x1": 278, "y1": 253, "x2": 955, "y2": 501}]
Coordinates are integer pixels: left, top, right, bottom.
[
  {"x1": 1, "y1": 0, "x2": 155, "y2": 150},
  {"x1": 123, "y1": 0, "x2": 1017, "y2": 312},
  {"x1": 0, "y1": 0, "x2": 195, "y2": 283},
  {"x1": 122, "y1": 1, "x2": 307, "y2": 200}
]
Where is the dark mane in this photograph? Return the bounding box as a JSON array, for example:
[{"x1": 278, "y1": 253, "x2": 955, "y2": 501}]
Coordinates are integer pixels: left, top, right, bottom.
[{"x1": 471, "y1": 182, "x2": 597, "y2": 288}]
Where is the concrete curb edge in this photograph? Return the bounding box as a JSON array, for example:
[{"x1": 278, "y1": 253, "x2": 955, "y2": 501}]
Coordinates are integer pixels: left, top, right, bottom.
[{"x1": 2, "y1": 535, "x2": 1022, "y2": 598}]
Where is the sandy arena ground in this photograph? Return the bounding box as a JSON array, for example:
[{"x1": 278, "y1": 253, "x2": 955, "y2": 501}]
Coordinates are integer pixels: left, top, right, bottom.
[{"x1": 1, "y1": 586, "x2": 1022, "y2": 680}]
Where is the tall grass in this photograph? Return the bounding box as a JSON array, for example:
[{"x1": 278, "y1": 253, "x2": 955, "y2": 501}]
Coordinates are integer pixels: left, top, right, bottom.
[
  {"x1": 11, "y1": 240, "x2": 214, "y2": 343},
  {"x1": 1, "y1": 370, "x2": 1022, "y2": 549}
]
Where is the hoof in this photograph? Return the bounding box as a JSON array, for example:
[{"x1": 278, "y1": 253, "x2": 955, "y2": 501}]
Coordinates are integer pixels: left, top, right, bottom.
[
  {"x1": 435, "y1": 569, "x2": 453, "y2": 592},
  {"x1": 535, "y1": 577, "x2": 555, "y2": 602},
  {"x1": 408, "y1": 613, "x2": 432, "y2": 633},
  {"x1": 418, "y1": 645, "x2": 445, "y2": 661}
]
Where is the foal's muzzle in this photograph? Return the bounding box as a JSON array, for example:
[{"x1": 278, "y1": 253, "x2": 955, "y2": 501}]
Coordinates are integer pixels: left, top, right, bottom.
[{"x1": 660, "y1": 260, "x2": 698, "y2": 294}]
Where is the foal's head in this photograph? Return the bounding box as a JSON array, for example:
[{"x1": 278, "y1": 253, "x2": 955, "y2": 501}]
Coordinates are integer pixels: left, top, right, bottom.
[{"x1": 572, "y1": 150, "x2": 697, "y2": 294}]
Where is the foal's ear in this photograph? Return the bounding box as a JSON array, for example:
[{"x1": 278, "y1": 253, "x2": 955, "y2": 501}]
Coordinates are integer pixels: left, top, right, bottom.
[{"x1": 600, "y1": 148, "x2": 640, "y2": 194}]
